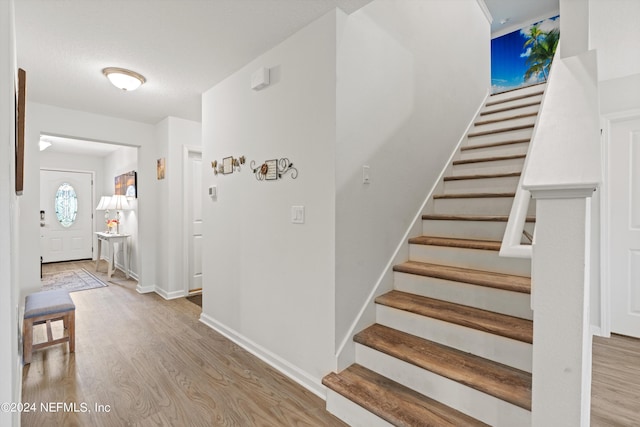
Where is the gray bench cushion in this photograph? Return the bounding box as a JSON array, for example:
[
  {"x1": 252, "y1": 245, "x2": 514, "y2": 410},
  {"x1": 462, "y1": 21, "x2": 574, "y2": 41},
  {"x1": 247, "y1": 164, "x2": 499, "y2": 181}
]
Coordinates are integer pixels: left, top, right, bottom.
[{"x1": 24, "y1": 290, "x2": 75, "y2": 319}]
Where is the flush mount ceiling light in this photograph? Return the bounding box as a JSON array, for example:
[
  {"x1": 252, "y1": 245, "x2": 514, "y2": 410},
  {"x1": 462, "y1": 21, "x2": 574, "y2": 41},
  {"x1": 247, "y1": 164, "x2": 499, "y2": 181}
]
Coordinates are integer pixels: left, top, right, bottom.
[{"x1": 102, "y1": 67, "x2": 146, "y2": 91}]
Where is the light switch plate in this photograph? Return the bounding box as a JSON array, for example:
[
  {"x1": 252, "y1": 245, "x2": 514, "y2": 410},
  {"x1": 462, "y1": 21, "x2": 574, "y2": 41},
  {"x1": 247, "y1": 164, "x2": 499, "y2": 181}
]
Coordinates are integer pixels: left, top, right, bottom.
[{"x1": 291, "y1": 206, "x2": 305, "y2": 224}]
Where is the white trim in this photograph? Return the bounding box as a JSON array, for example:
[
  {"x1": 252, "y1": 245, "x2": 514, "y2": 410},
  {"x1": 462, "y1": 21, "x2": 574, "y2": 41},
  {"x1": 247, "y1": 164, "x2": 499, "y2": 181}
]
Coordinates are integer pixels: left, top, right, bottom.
[
  {"x1": 599, "y1": 109, "x2": 640, "y2": 338},
  {"x1": 475, "y1": 0, "x2": 492, "y2": 25},
  {"x1": 528, "y1": 186, "x2": 597, "y2": 200},
  {"x1": 154, "y1": 287, "x2": 186, "y2": 300},
  {"x1": 199, "y1": 312, "x2": 326, "y2": 399},
  {"x1": 136, "y1": 283, "x2": 156, "y2": 294},
  {"x1": 334, "y1": 89, "x2": 491, "y2": 369},
  {"x1": 182, "y1": 145, "x2": 203, "y2": 296}
]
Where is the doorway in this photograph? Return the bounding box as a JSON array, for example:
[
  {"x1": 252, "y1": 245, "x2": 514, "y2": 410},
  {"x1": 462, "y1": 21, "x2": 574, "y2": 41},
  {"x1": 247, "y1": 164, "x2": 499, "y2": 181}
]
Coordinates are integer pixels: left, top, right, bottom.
[
  {"x1": 40, "y1": 169, "x2": 94, "y2": 263},
  {"x1": 606, "y1": 114, "x2": 640, "y2": 338},
  {"x1": 184, "y1": 147, "x2": 203, "y2": 294}
]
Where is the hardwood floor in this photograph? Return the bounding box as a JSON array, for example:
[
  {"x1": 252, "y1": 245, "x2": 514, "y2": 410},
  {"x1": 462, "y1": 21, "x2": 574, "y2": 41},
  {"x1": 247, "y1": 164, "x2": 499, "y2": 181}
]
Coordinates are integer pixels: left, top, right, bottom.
[
  {"x1": 22, "y1": 261, "x2": 640, "y2": 426},
  {"x1": 592, "y1": 334, "x2": 640, "y2": 426},
  {"x1": 22, "y1": 261, "x2": 346, "y2": 427}
]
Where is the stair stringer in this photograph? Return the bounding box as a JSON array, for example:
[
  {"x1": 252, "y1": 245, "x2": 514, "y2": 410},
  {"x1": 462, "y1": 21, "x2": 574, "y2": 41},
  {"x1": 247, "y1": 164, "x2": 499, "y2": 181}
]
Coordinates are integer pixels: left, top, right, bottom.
[{"x1": 334, "y1": 90, "x2": 491, "y2": 372}]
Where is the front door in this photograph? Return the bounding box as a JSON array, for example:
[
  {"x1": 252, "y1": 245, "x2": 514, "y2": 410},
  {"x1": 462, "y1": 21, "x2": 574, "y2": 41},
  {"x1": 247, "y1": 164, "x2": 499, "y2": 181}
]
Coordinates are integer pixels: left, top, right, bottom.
[
  {"x1": 609, "y1": 116, "x2": 640, "y2": 338},
  {"x1": 40, "y1": 169, "x2": 93, "y2": 263}
]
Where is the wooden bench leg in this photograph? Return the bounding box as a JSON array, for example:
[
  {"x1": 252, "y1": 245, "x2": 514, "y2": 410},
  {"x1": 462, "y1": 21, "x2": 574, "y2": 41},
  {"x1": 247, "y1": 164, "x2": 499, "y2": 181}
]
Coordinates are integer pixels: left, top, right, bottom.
[
  {"x1": 68, "y1": 311, "x2": 75, "y2": 353},
  {"x1": 23, "y1": 318, "x2": 33, "y2": 364}
]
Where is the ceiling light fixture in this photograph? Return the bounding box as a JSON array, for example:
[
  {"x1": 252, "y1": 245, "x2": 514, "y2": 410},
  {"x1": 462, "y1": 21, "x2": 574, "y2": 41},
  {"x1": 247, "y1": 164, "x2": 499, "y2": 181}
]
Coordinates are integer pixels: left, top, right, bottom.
[{"x1": 102, "y1": 67, "x2": 146, "y2": 91}]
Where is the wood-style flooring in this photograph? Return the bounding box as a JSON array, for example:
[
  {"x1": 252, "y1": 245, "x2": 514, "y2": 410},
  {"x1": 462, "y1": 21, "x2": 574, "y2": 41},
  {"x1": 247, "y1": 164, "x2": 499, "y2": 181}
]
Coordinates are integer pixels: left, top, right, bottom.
[
  {"x1": 22, "y1": 261, "x2": 640, "y2": 426},
  {"x1": 22, "y1": 260, "x2": 346, "y2": 427}
]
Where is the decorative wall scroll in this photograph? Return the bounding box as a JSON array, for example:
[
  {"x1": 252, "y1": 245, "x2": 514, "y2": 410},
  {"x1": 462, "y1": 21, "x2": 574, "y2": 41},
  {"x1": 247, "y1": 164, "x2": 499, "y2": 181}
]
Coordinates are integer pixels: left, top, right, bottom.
[
  {"x1": 250, "y1": 158, "x2": 298, "y2": 181},
  {"x1": 212, "y1": 155, "x2": 245, "y2": 175}
]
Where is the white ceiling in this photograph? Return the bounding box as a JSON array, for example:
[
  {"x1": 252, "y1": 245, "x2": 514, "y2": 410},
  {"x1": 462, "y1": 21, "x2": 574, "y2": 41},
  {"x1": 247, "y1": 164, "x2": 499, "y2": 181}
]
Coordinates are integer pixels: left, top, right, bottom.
[
  {"x1": 485, "y1": 0, "x2": 559, "y2": 37},
  {"x1": 16, "y1": 0, "x2": 558, "y2": 155}
]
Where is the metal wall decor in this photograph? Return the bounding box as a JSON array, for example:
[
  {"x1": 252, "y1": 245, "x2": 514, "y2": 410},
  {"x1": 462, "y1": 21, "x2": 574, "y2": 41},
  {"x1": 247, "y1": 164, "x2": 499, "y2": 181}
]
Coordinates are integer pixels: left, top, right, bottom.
[
  {"x1": 250, "y1": 158, "x2": 298, "y2": 181},
  {"x1": 211, "y1": 155, "x2": 245, "y2": 175}
]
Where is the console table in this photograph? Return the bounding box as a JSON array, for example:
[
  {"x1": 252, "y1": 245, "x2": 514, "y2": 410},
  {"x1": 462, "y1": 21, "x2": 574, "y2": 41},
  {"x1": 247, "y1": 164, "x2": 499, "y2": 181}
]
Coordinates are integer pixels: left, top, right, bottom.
[{"x1": 95, "y1": 232, "x2": 130, "y2": 279}]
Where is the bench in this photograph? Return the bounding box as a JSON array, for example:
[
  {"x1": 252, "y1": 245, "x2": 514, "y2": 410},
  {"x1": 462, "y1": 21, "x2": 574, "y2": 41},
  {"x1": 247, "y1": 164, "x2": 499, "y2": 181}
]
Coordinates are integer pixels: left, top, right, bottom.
[{"x1": 23, "y1": 289, "x2": 75, "y2": 364}]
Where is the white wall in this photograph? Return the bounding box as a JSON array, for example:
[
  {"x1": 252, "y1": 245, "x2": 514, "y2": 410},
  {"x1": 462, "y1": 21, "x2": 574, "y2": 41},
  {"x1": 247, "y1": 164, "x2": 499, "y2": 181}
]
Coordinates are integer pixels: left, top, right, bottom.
[
  {"x1": 0, "y1": 0, "x2": 22, "y2": 424},
  {"x1": 23, "y1": 102, "x2": 156, "y2": 296},
  {"x1": 103, "y1": 146, "x2": 139, "y2": 277},
  {"x1": 334, "y1": 0, "x2": 491, "y2": 350},
  {"x1": 154, "y1": 117, "x2": 201, "y2": 299},
  {"x1": 590, "y1": 0, "x2": 640, "y2": 115},
  {"x1": 201, "y1": 10, "x2": 337, "y2": 395}
]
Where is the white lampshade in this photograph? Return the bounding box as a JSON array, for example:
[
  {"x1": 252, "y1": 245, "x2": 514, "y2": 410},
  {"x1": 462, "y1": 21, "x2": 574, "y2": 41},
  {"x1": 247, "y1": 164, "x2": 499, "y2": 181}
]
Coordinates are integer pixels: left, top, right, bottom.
[
  {"x1": 103, "y1": 67, "x2": 146, "y2": 91},
  {"x1": 95, "y1": 196, "x2": 112, "y2": 211},
  {"x1": 106, "y1": 195, "x2": 131, "y2": 211}
]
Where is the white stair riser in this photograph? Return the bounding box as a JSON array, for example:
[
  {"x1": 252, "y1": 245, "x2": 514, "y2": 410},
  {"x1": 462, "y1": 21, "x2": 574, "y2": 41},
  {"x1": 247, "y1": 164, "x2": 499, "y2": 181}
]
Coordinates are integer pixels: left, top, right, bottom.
[
  {"x1": 471, "y1": 115, "x2": 537, "y2": 134},
  {"x1": 459, "y1": 142, "x2": 529, "y2": 161},
  {"x1": 355, "y1": 345, "x2": 532, "y2": 427},
  {"x1": 477, "y1": 104, "x2": 540, "y2": 122},
  {"x1": 409, "y1": 244, "x2": 531, "y2": 276},
  {"x1": 433, "y1": 197, "x2": 512, "y2": 216},
  {"x1": 484, "y1": 93, "x2": 543, "y2": 112},
  {"x1": 488, "y1": 84, "x2": 545, "y2": 103},
  {"x1": 422, "y1": 219, "x2": 535, "y2": 242},
  {"x1": 443, "y1": 176, "x2": 520, "y2": 195},
  {"x1": 423, "y1": 219, "x2": 507, "y2": 240},
  {"x1": 394, "y1": 272, "x2": 533, "y2": 320},
  {"x1": 325, "y1": 390, "x2": 393, "y2": 427},
  {"x1": 376, "y1": 305, "x2": 532, "y2": 372},
  {"x1": 452, "y1": 156, "x2": 526, "y2": 175},
  {"x1": 466, "y1": 128, "x2": 533, "y2": 147}
]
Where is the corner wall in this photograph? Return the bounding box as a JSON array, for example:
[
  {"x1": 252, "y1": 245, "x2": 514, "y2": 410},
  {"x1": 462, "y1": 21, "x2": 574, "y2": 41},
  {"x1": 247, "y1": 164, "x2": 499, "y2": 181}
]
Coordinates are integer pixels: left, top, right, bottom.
[
  {"x1": 334, "y1": 0, "x2": 491, "y2": 352},
  {"x1": 153, "y1": 116, "x2": 201, "y2": 299},
  {"x1": 201, "y1": 10, "x2": 337, "y2": 395}
]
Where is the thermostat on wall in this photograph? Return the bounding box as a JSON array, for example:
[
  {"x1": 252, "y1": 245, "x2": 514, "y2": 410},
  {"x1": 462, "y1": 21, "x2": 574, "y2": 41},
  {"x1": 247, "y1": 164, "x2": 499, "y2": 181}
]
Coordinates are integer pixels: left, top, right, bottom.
[{"x1": 251, "y1": 67, "x2": 270, "y2": 90}]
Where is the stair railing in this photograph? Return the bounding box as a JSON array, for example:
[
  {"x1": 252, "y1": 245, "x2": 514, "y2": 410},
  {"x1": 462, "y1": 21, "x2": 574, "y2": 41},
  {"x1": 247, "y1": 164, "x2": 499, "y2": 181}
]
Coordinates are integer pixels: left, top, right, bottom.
[{"x1": 499, "y1": 59, "x2": 556, "y2": 260}]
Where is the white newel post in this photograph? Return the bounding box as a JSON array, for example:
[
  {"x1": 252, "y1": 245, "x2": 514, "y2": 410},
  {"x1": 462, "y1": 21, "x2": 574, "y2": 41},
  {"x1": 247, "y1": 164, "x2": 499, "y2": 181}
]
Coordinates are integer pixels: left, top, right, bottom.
[{"x1": 529, "y1": 187, "x2": 596, "y2": 427}]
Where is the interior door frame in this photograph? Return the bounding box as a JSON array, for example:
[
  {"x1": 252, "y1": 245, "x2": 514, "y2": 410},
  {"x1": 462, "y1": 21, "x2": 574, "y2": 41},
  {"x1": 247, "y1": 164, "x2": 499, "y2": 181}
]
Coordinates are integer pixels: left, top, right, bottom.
[
  {"x1": 601, "y1": 109, "x2": 640, "y2": 338},
  {"x1": 183, "y1": 145, "x2": 203, "y2": 296},
  {"x1": 40, "y1": 167, "x2": 96, "y2": 261}
]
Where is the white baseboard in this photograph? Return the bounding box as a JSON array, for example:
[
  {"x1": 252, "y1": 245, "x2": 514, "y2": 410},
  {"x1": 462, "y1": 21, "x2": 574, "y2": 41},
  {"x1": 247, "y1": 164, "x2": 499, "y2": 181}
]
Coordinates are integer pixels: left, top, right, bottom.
[
  {"x1": 136, "y1": 283, "x2": 156, "y2": 294},
  {"x1": 154, "y1": 287, "x2": 186, "y2": 300},
  {"x1": 199, "y1": 312, "x2": 326, "y2": 399}
]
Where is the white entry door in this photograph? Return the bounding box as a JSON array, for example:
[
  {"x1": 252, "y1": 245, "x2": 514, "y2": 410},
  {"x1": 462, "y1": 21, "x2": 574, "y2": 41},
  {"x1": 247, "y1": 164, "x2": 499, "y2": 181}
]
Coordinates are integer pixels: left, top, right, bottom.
[
  {"x1": 609, "y1": 116, "x2": 640, "y2": 337},
  {"x1": 185, "y1": 149, "x2": 203, "y2": 292},
  {"x1": 40, "y1": 169, "x2": 93, "y2": 263}
]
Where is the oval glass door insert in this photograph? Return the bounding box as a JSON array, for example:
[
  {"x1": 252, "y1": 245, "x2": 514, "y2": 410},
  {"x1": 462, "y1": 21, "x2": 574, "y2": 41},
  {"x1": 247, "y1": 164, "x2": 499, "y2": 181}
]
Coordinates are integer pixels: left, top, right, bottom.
[{"x1": 55, "y1": 183, "x2": 78, "y2": 227}]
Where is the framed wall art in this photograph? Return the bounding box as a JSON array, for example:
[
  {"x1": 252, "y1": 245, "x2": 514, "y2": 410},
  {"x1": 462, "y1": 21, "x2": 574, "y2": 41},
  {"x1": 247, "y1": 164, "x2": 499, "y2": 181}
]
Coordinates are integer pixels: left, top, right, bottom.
[{"x1": 15, "y1": 68, "x2": 26, "y2": 195}]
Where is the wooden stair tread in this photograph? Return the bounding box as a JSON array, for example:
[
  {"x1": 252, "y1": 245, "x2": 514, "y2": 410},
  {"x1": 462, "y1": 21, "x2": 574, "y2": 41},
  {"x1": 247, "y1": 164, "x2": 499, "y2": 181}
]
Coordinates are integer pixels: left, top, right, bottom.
[
  {"x1": 355, "y1": 324, "x2": 532, "y2": 410},
  {"x1": 460, "y1": 138, "x2": 530, "y2": 151},
  {"x1": 433, "y1": 192, "x2": 515, "y2": 199},
  {"x1": 475, "y1": 112, "x2": 538, "y2": 126},
  {"x1": 468, "y1": 124, "x2": 534, "y2": 138},
  {"x1": 376, "y1": 290, "x2": 533, "y2": 343},
  {"x1": 453, "y1": 154, "x2": 526, "y2": 165},
  {"x1": 481, "y1": 101, "x2": 541, "y2": 116},
  {"x1": 322, "y1": 364, "x2": 489, "y2": 427},
  {"x1": 422, "y1": 214, "x2": 535, "y2": 223},
  {"x1": 393, "y1": 260, "x2": 531, "y2": 294},
  {"x1": 485, "y1": 89, "x2": 544, "y2": 107},
  {"x1": 443, "y1": 172, "x2": 520, "y2": 181},
  {"x1": 409, "y1": 235, "x2": 502, "y2": 251}
]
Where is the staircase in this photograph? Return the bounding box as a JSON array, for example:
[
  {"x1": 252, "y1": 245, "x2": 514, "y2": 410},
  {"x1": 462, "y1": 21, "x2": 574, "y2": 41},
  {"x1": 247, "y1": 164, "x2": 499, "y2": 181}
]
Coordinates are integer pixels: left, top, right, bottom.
[{"x1": 323, "y1": 83, "x2": 545, "y2": 426}]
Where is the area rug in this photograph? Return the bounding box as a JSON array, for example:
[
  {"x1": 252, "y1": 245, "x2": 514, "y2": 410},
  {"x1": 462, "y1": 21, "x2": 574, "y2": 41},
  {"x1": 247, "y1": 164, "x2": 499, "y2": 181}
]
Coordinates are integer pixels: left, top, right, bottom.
[{"x1": 41, "y1": 268, "x2": 108, "y2": 293}]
